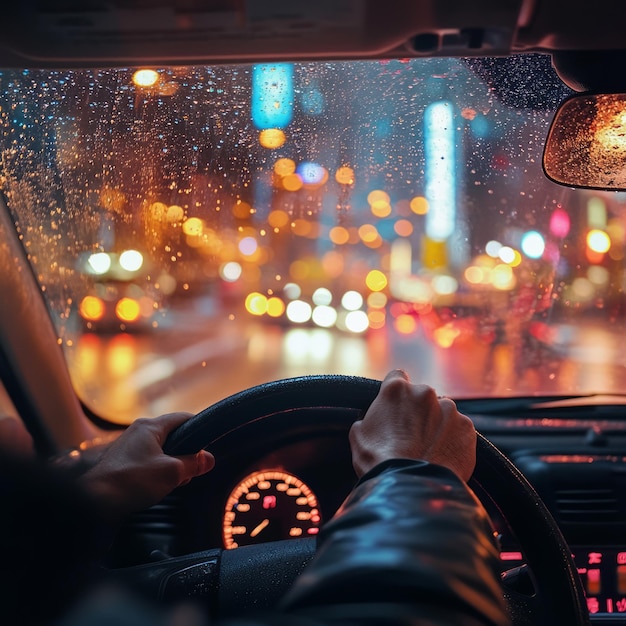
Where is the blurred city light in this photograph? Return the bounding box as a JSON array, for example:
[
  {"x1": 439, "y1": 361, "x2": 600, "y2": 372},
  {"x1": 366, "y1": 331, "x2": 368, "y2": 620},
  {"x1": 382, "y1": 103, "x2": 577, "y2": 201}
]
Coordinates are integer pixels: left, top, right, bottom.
[
  {"x1": 239, "y1": 237, "x2": 258, "y2": 256},
  {"x1": 132, "y1": 69, "x2": 159, "y2": 87},
  {"x1": 283, "y1": 283, "x2": 302, "y2": 300},
  {"x1": 87, "y1": 252, "x2": 112, "y2": 275},
  {"x1": 498, "y1": 246, "x2": 516, "y2": 264},
  {"x1": 119, "y1": 250, "x2": 144, "y2": 272},
  {"x1": 395, "y1": 314, "x2": 417, "y2": 334},
  {"x1": 297, "y1": 162, "x2": 326, "y2": 185},
  {"x1": 259, "y1": 128, "x2": 286, "y2": 149},
  {"x1": 464, "y1": 266, "x2": 484, "y2": 285},
  {"x1": 394, "y1": 220, "x2": 413, "y2": 237},
  {"x1": 365, "y1": 270, "x2": 388, "y2": 292},
  {"x1": 166, "y1": 205, "x2": 184, "y2": 223},
  {"x1": 485, "y1": 240, "x2": 502, "y2": 257},
  {"x1": 521, "y1": 231, "x2": 545, "y2": 259},
  {"x1": 368, "y1": 309, "x2": 386, "y2": 330},
  {"x1": 588, "y1": 265, "x2": 609, "y2": 286},
  {"x1": 587, "y1": 229, "x2": 611, "y2": 253},
  {"x1": 268, "y1": 210, "x2": 290, "y2": 229},
  {"x1": 335, "y1": 166, "x2": 355, "y2": 185},
  {"x1": 572, "y1": 277, "x2": 595, "y2": 301},
  {"x1": 79, "y1": 295, "x2": 105, "y2": 321},
  {"x1": 115, "y1": 298, "x2": 141, "y2": 323},
  {"x1": 433, "y1": 325, "x2": 460, "y2": 348},
  {"x1": 367, "y1": 190, "x2": 390, "y2": 205},
  {"x1": 469, "y1": 114, "x2": 490, "y2": 138},
  {"x1": 274, "y1": 158, "x2": 296, "y2": 176},
  {"x1": 182, "y1": 217, "x2": 204, "y2": 236},
  {"x1": 266, "y1": 297, "x2": 286, "y2": 318},
  {"x1": 300, "y1": 87, "x2": 324, "y2": 115},
  {"x1": 587, "y1": 197, "x2": 607, "y2": 228},
  {"x1": 251, "y1": 64, "x2": 294, "y2": 129},
  {"x1": 312, "y1": 305, "x2": 337, "y2": 328},
  {"x1": 367, "y1": 292, "x2": 388, "y2": 308},
  {"x1": 345, "y1": 310, "x2": 369, "y2": 333},
  {"x1": 245, "y1": 292, "x2": 268, "y2": 316},
  {"x1": 410, "y1": 196, "x2": 429, "y2": 215},
  {"x1": 492, "y1": 264, "x2": 516, "y2": 290},
  {"x1": 283, "y1": 173, "x2": 303, "y2": 191},
  {"x1": 220, "y1": 262, "x2": 242, "y2": 282},
  {"x1": 341, "y1": 291, "x2": 363, "y2": 311},
  {"x1": 312, "y1": 288, "x2": 332, "y2": 306},
  {"x1": 549, "y1": 207, "x2": 571, "y2": 238},
  {"x1": 359, "y1": 224, "x2": 379, "y2": 244},
  {"x1": 286, "y1": 300, "x2": 312, "y2": 324},
  {"x1": 424, "y1": 101, "x2": 456, "y2": 241},
  {"x1": 329, "y1": 226, "x2": 350, "y2": 245},
  {"x1": 432, "y1": 275, "x2": 458, "y2": 295},
  {"x1": 284, "y1": 329, "x2": 332, "y2": 364}
]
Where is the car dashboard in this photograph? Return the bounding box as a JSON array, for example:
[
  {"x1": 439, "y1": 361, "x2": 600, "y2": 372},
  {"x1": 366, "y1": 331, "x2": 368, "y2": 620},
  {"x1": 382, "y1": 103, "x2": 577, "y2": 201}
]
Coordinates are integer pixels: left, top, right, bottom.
[{"x1": 108, "y1": 406, "x2": 626, "y2": 621}]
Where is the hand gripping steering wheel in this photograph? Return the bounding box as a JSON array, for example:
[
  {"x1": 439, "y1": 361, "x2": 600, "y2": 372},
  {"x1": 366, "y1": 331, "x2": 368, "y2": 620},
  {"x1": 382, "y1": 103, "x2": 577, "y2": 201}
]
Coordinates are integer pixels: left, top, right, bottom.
[{"x1": 118, "y1": 375, "x2": 588, "y2": 626}]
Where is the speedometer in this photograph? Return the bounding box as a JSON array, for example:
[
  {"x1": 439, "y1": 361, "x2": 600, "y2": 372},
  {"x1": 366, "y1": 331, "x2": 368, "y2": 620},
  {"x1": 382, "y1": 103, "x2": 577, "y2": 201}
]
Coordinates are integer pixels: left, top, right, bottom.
[{"x1": 223, "y1": 470, "x2": 321, "y2": 549}]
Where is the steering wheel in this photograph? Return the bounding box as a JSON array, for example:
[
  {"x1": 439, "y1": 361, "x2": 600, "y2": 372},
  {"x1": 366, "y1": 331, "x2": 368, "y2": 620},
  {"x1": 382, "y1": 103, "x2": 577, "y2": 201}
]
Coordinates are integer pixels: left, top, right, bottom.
[{"x1": 118, "y1": 375, "x2": 588, "y2": 626}]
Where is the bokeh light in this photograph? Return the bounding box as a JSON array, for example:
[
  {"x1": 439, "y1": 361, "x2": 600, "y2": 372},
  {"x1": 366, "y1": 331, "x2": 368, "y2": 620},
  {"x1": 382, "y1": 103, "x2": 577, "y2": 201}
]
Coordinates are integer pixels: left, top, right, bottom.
[
  {"x1": 115, "y1": 298, "x2": 141, "y2": 323},
  {"x1": 119, "y1": 250, "x2": 144, "y2": 272},
  {"x1": 345, "y1": 310, "x2": 369, "y2": 333},
  {"x1": 220, "y1": 262, "x2": 242, "y2": 282},
  {"x1": 132, "y1": 69, "x2": 159, "y2": 87},
  {"x1": 79, "y1": 296, "x2": 105, "y2": 321},
  {"x1": 286, "y1": 300, "x2": 312, "y2": 324},
  {"x1": 587, "y1": 229, "x2": 611, "y2": 253},
  {"x1": 274, "y1": 158, "x2": 296, "y2": 177},
  {"x1": 245, "y1": 292, "x2": 268, "y2": 316},
  {"x1": 409, "y1": 196, "x2": 429, "y2": 215},
  {"x1": 312, "y1": 305, "x2": 337, "y2": 328},
  {"x1": 259, "y1": 128, "x2": 286, "y2": 149},
  {"x1": 87, "y1": 252, "x2": 111, "y2": 275},
  {"x1": 366, "y1": 270, "x2": 388, "y2": 292},
  {"x1": 521, "y1": 231, "x2": 545, "y2": 259},
  {"x1": 335, "y1": 166, "x2": 355, "y2": 185},
  {"x1": 312, "y1": 288, "x2": 332, "y2": 306},
  {"x1": 239, "y1": 237, "x2": 258, "y2": 256},
  {"x1": 341, "y1": 291, "x2": 363, "y2": 311}
]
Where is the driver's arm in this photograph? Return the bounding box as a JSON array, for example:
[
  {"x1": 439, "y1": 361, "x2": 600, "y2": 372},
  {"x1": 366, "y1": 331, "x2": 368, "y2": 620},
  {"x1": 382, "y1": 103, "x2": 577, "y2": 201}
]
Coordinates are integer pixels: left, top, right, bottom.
[
  {"x1": 80, "y1": 412, "x2": 215, "y2": 523},
  {"x1": 280, "y1": 370, "x2": 511, "y2": 626},
  {"x1": 0, "y1": 412, "x2": 214, "y2": 626}
]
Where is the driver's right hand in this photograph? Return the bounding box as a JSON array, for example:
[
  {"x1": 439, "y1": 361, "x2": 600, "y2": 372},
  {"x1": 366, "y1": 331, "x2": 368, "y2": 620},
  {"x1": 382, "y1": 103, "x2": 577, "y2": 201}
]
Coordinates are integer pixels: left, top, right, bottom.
[{"x1": 349, "y1": 370, "x2": 476, "y2": 482}]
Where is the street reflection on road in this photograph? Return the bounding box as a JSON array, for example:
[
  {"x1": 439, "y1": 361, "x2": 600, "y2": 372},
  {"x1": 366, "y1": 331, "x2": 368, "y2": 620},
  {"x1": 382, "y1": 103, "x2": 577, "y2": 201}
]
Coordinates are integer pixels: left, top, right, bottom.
[{"x1": 70, "y1": 319, "x2": 626, "y2": 425}]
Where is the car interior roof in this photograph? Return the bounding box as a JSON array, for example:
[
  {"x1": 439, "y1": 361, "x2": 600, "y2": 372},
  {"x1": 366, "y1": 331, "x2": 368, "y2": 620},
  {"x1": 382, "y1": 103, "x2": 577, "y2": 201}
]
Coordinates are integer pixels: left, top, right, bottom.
[{"x1": 2, "y1": 1, "x2": 626, "y2": 69}]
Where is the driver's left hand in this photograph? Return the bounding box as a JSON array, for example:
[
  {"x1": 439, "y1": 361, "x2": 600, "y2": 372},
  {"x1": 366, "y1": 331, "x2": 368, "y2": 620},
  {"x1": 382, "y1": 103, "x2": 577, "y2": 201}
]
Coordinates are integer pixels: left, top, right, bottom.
[{"x1": 80, "y1": 412, "x2": 215, "y2": 522}]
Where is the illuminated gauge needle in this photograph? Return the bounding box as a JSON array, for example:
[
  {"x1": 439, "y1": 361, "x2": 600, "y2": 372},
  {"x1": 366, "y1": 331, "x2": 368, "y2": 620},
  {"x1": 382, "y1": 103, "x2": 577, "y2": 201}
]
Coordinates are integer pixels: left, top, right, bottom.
[{"x1": 250, "y1": 518, "x2": 270, "y2": 538}]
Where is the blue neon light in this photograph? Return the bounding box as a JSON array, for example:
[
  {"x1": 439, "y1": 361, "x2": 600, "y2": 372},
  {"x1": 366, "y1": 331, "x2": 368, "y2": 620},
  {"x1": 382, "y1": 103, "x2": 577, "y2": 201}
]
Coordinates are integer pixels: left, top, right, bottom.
[
  {"x1": 296, "y1": 162, "x2": 325, "y2": 185},
  {"x1": 251, "y1": 64, "x2": 294, "y2": 130},
  {"x1": 424, "y1": 101, "x2": 456, "y2": 241}
]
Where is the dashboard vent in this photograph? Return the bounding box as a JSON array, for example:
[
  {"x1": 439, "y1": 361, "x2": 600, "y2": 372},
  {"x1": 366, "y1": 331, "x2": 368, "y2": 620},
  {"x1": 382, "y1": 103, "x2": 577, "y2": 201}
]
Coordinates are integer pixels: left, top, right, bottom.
[{"x1": 554, "y1": 487, "x2": 620, "y2": 524}]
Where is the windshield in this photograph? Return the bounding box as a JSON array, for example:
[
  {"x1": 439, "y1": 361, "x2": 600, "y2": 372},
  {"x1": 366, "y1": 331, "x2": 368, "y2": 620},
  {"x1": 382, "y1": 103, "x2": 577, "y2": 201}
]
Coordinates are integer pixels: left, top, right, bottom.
[{"x1": 3, "y1": 54, "x2": 624, "y2": 424}]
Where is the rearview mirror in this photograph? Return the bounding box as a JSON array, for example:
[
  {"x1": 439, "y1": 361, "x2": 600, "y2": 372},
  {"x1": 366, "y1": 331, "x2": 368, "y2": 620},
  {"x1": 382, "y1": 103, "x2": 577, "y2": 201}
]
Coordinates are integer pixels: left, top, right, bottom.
[{"x1": 543, "y1": 93, "x2": 626, "y2": 191}]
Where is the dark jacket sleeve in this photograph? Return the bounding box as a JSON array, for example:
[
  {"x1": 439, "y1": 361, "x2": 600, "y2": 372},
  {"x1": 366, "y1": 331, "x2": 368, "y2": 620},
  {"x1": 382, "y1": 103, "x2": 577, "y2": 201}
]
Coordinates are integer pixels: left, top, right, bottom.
[{"x1": 279, "y1": 459, "x2": 511, "y2": 626}]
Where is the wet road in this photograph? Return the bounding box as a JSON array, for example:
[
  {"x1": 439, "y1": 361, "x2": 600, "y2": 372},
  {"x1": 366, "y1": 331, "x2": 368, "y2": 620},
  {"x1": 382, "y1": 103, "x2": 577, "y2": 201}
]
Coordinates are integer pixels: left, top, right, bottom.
[{"x1": 68, "y1": 312, "x2": 626, "y2": 425}]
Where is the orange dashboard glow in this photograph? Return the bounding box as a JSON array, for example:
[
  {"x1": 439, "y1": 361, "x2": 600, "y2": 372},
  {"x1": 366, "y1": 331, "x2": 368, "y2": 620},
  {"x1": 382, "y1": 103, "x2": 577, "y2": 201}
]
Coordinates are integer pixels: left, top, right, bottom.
[{"x1": 223, "y1": 469, "x2": 320, "y2": 550}]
